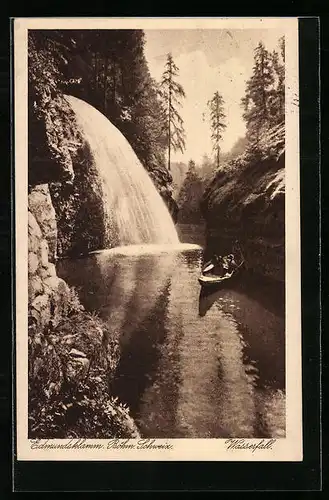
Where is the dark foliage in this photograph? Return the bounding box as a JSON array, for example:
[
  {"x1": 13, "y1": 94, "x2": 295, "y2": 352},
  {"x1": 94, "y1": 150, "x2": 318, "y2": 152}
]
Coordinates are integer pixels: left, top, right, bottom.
[
  {"x1": 28, "y1": 289, "x2": 139, "y2": 439},
  {"x1": 241, "y1": 38, "x2": 285, "y2": 146}
]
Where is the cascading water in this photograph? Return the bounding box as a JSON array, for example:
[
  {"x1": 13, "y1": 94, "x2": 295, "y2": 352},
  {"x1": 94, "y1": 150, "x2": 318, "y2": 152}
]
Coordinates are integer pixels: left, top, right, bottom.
[{"x1": 65, "y1": 95, "x2": 179, "y2": 247}]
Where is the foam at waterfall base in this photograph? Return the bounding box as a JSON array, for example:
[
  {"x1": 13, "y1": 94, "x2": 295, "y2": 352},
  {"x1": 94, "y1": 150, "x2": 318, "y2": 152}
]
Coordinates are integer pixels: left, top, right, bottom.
[{"x1": 89, "y1": 243, "x2": 202, "y2": 257}]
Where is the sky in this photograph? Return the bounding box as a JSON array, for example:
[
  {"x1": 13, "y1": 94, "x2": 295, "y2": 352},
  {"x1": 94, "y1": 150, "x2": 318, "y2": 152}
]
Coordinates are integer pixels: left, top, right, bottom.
[{"x1": 144, "y1": 29, "x2": 284, "y2": 164}]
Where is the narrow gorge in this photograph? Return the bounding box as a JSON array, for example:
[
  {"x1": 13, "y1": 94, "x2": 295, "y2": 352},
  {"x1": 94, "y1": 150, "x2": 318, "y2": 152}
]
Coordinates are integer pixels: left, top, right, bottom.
[
  {"x1": 201, "y1": 124, "x2": 285, "y2": 283},
  {"x1": 26, "y1": 28, "x2": 287, "y2": 442}
]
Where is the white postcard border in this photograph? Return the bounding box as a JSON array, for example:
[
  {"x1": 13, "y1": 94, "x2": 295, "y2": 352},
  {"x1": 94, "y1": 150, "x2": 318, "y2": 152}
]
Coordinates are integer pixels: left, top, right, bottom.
[{"x1": 14, "y1": 16, "x2": 302, "y2": 461}]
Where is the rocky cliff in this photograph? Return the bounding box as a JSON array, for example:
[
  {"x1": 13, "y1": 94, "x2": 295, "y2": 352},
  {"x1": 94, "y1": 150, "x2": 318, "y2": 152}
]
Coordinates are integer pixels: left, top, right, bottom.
[
  {"x1": 145, "y1": 158, "x2": 179, "y2": 223},
  {"x1": 201, "y1": 125, "x2": 285, "y2": 282},
  {"x1": 28, "y1": 185, "x2": 70, "y2": 332}
]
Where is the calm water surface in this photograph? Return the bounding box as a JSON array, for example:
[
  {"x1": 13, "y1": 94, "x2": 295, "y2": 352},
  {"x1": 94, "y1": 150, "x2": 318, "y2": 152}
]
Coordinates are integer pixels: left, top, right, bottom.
[{"x1": 57, "y1": 224, "x2": 285, "y2": 438}]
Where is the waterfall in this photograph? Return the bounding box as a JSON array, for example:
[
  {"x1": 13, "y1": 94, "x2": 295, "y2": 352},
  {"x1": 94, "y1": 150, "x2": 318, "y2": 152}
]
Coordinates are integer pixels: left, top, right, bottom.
[{"x1": 65, "y1": 95, "x2": 179, "y2": 246}]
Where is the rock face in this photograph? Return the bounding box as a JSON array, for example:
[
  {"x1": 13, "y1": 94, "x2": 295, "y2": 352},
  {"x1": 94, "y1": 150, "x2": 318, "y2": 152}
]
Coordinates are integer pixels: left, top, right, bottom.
[
  {"x1": 49, "y1": 141, "x2": 107, "y2": 258},
  {"x1": 28, "y1": 189, "x2": 70, "y2": 331},
  {"x1": 29, "y1": 91, "x2": 108, "y2": 258},
  {"x1": 28, "y1": 184, "x2": 58, "y2": 262},
  {"x1": 28, "y1": 91, "x2": 81, "y2": 186},
  {"x1": 146, "y1": 159, "x2": 179, "y2": 223},
  {"x1": 201, "y1": 125, "x2": 285, "y2": 282}
]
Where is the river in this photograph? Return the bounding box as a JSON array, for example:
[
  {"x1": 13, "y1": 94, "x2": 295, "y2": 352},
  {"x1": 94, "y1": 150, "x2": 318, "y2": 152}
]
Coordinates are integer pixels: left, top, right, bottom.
[{"x1": 57, "y1": 223, "x2": 285, "y2": 439}]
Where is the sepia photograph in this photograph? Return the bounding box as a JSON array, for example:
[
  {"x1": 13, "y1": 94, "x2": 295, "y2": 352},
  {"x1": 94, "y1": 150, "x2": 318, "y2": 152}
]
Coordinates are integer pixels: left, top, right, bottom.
[{"x1": 14, "y1": 17, "x2": 302, "y2": 461}]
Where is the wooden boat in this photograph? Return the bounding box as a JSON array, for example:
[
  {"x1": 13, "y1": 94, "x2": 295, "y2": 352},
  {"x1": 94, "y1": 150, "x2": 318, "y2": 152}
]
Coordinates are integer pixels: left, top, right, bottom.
[{"x1": 198, "y1": 254, "x2": 245, "y2": 287}]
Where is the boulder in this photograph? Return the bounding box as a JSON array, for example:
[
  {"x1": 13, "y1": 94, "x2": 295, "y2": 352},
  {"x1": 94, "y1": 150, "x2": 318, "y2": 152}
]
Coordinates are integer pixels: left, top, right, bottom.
[
  {"x1": 40, "y1": 240, "x2": 49, "y2": 268},
  {"x1": 28, "y1": 184, "x2": 58, "y2": 262},
  {"x1": 28, "y1": 211, "x2": 42, "y2": 239},
  {"x1": 28, "y1": 275, "x2": 44, "y2": 301},
  {"x1": 30, "y1": 294, "x2": 51, "y2": 330},
  {"x1": 39, "y1": 263, "x2": 57, "y2": 279},
  {"x1": 28, "y1": 252, "x2": 39, "y2": 276}
]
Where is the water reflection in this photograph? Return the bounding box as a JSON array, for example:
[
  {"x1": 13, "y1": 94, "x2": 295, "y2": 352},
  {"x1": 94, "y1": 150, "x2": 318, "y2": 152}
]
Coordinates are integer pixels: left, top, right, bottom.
[
  {"x1": 58, "y1": 245, "x2": 285, "y2": 439},
  {"x1": 57, "y1": 248, "x2": 176, "y2": 344},
  {"x1": 199, "y1": 281, "x2": 285, "y2": 390}
]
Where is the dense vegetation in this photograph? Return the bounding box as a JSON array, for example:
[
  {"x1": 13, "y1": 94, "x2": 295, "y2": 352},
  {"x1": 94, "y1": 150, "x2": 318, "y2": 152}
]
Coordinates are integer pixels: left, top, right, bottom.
[
  {"x1": 28, "y1": 287, "x2": 139, "y2": 438},
  {"x1": 28, "y1": 31, "x2": 285, "y2": 215},
  {"x1": 28, "y1": 30, "x2": 176, "y2": 200},
  {"x1": 242, "y1": 38, "x2": 285, "y2": 145}
]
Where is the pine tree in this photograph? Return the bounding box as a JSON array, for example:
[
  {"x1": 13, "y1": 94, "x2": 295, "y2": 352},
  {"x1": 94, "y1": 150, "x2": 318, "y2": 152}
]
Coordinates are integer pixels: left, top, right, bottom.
[
  {"x1": 160, "y1": 53, "x2": 186, "y2": 171},
  {"x1": 241, "y1": 41, "x2": 275, "y2": 143},
  {"x1": 270, "y1": 36, "x2": 285, "y2": 125},
  {"x1": 208, "y1": 91, "x2": 226, "y2": 169}
]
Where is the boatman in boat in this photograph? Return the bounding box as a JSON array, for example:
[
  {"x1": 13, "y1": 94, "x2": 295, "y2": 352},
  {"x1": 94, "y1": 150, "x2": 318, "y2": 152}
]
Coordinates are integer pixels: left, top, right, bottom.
[
  {"x1": 211, "y1": 254, "x2": 225, "y2": 276},
  {"x1": 222, "y1": 254, "x2": 238, "y2": 277},
  {"x1": 207, "y1": 254, "x2": 234, "y2": 277}
]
